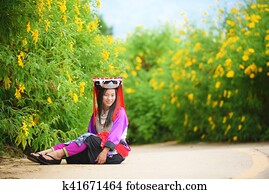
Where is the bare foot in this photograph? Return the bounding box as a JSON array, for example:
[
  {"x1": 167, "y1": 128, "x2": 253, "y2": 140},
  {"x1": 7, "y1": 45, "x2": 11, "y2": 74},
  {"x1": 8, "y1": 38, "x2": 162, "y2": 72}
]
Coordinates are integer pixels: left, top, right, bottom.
[
  {"x1": 42, "y1": 149, "x2": 64, "y2": 161},
  {"x1": 31, "y1": 149, "x2": 52, "y2": 157}
]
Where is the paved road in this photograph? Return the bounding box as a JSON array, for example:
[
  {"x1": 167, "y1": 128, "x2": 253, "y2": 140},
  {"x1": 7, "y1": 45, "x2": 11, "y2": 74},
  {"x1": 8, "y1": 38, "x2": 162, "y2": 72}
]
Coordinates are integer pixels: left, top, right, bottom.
[{"x1": 1, "y1": 142, "x2": 269, "y2": 179}]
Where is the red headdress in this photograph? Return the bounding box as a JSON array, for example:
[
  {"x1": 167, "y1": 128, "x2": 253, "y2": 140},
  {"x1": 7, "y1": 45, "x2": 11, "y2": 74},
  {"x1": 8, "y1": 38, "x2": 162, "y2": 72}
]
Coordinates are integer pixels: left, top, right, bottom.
[{"x1": 92, "y1": 77, "x2": 126, "y2": 125}]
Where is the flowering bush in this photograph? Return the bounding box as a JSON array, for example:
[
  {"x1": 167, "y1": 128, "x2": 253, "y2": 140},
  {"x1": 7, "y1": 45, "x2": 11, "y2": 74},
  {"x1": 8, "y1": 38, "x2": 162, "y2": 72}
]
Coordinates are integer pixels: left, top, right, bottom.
[
  {"x1": 123, "y1": 0, "x2": 269, "y2": 143},
  {"x1": 0, "y1": 0, "x2": 126, "y2": 152}
]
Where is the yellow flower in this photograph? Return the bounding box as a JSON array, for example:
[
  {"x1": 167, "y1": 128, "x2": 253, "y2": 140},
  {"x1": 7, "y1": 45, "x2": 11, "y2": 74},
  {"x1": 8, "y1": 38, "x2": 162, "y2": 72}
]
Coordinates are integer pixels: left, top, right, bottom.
[
  {"x1": 58, "y1": 0, "x2": 67, "y2": 13},
  {"x1": 227, "y1": 90, "x2": 231, "y2": 98},
  {"x1": 226, "y1": 70, "x2": 234, "y2": 78},
  {"x1": 122, "y1": 72, "x2": 128, "y2": 78},
  {"x1": 194, "y1": 42, "x2": 201, "y2": 51},
  {"x1": 207, "y1": 58, "x2": 213, "y2": 64},
  {"x1": 96, "y1": 0, "x2": 101, "y2": 8},
  {"x1": 47, "y1": 97, "x2": 52, "y2": 104},
  {"x1": 222, "y1": 116, "x2": 227, "y2": 124},
  {"x1": 131, "y1": 70, "x2": 137, "y2": 76},
  {"x1": 22, "y1": 38, "x2": 27, "y2": 47},
  {"x1": 47, "y1": 0, "x2": 52, "y2": 9},
  {"x1": 171, "y1": 96, "x2": 177, "y2": 104},
  {"x1": 73, "y1": 93, "x2": 78, "y2": 103},
  {"x1": 224, "y1": 124, "x2": 231, "y2": 135},
  {"x1": 30, "y1": 116, "x2": 35, "y2": 127},
  {"x1": 173, "y1": 38, "x2": 180, "y2": 42},
  {"x1": 215, "y1": 81, "x2": 221, "y2": 89},
  {"x1": 242, "y1": 55, "x2": 249, "y2": 61},
  {"x1": 114, "y1": 47, "x2": 119, "y2": 57},
  {"x1": 15, "y1": 89, "x2": 21, "y2": 99},
  {"x1": 89, "y1": 19, "x2": 98, "y2": 31},
  {"x1": 193, "y1": 126, "x2": 198, "y2": 132},
  {"x1": 219, "y1": 100, "x2": 224, "y2": 108},
  {"x1": 188, "y1": 93, "x2": 194, "y2": 103},
  {"x1": 70, "y1": 42, "x2": 74, "y2": 52},
  {"x1": 32, "y1": 29, "x2": 39, "y2": 45},
  {"x1": 250, "y1": 73, "x2": 255, "y2": 78},
  {"x1": 247, "y1": 22, "x2": 255, "y2": 28},
  {"x1": 226, "y1": 20, "x2": 235, "y2": 26},
  {"x1": 17, "y1": 51, "x2": 24, "y2": 68},
  {"x1": 248, "y1": 48, "x2": 255, "y2": 53},
  {"x1": 19, "y1": 83, "x2": 26, "y2": 93},
  {"x1": 231, "y1": 8, "x2": 239, "y2": 14},
  {"x1": 79, "y1": 82, "x2": 86, "y2": 96},
  {"x1": 105, "y1": 35, "x2": 113, "y2": 45},
  {"x1": 135, "y1": 63, "x2": 142, "y2": 71},
  {"x1": 45, "y1": 20, "x2": 50, "y2": 32},
  {"x1": 66, "y1": 71, "x2": 72, "y2": 83},
  {"x1": 233, "y1": 136, "x2": 238, "y2": 142},
  {"x1": 21, "y1": 121, "x2": 29, "y2": 136},
  {"x1": 218, "y1": 8, "x2": 223, "y2": 13},
  {"x1": 136, "y1": 56, "x2": 142, "y2": 63},
  {"x1": 238, "y1": 124, "x2": 242, "y2": 130},
  {"x1": 159, "y1": 81, "x2": 165, "y2": 89},
  {"x1": 26, "y1": 21, "x2": 31, "y2": 32},
  {"x1": 102, "y1": 49, "x2": 110, "y2": 61},
  {"x1": 74, "y1": 17, "x2": 84, "y2": 31},
  {"x1": 125, "y1": 88, "x2": 134, "y2": 94}
]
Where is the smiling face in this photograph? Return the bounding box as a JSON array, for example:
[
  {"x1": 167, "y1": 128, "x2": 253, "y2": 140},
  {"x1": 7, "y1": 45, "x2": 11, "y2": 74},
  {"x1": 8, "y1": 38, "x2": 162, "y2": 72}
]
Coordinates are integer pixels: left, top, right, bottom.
[{"x1": 102, "y1": 89, "x2": 116, "y2": 110}]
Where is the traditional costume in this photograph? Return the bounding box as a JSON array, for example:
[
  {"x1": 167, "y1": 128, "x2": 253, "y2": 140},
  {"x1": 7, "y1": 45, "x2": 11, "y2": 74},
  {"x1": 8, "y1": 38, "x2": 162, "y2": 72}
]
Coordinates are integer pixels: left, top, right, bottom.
[{"x1": 50, "y1": 77, "x2": 131, "y2": 164}]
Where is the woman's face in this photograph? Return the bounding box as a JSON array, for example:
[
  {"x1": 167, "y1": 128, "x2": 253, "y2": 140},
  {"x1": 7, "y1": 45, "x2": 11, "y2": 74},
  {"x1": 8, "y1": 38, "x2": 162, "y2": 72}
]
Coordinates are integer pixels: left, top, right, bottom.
[{"x1": 102, "y1": 89, "x2": 116, "y2": 110}]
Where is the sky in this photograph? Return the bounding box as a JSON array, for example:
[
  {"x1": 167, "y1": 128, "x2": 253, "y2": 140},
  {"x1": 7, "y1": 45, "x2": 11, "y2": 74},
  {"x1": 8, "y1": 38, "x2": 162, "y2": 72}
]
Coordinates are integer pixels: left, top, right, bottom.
[{"x1": 98, "y1": 0, "x2": 241, "y2": 39}]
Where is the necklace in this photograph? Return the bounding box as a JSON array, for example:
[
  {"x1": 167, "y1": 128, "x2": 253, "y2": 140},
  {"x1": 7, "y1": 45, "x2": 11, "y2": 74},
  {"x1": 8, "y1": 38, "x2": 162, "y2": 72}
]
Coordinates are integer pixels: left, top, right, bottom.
[{"x1": 100, "y1": 110, "x2": 108, "y2": 125}]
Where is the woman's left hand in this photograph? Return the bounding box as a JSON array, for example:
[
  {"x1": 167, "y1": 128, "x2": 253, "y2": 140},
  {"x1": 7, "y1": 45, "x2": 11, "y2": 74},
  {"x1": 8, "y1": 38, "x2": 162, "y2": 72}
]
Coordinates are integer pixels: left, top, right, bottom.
[{"x1": 96, "y1": 147, "x2": 109, "y2": 164}]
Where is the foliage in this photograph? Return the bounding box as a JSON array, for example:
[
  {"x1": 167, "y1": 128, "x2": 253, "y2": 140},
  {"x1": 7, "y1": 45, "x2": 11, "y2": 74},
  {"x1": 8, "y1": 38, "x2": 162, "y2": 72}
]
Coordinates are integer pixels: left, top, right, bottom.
[
  {"x1": 0, "y1": 0, "x2": 126, "y2": 153},
  {"x1": 123, "y1": 0, "x2": 269, "y2": 143},
  {"x1": 0, "y1": 0, "x2": 269, "y2": 153}
]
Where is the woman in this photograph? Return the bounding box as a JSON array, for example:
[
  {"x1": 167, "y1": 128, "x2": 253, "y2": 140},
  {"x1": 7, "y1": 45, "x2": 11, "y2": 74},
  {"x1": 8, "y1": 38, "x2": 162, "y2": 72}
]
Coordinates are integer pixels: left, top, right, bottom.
[{"x1": 27, "y1": 78, "x2": 130, "y2": 165}]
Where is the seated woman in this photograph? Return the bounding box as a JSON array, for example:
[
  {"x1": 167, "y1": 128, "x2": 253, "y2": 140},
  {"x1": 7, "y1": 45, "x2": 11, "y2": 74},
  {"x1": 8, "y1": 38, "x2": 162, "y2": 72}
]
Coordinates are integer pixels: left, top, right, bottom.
[{"x1": 27, "y1": 77, "x2": 130, "y2": 165}]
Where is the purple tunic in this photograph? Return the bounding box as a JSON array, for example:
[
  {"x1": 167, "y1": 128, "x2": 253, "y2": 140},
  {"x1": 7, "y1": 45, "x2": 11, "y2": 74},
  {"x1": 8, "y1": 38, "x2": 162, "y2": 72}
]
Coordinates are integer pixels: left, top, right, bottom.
[{"x1": 88, "y1": 107, "x2": 129, "y2": 150}]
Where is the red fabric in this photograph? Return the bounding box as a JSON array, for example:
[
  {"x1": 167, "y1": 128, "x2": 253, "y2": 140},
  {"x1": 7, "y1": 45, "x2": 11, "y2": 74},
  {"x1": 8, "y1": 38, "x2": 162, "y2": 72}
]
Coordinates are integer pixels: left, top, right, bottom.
[{"x1": 97, "y1": 132, "x2": 130, "y2": 158}]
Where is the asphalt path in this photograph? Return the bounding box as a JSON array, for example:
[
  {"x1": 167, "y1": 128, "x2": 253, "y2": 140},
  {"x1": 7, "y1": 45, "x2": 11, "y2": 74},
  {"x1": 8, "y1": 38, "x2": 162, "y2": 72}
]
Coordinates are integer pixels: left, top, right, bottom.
[{"x1": 1, "y1": 142, "x2": 268, "y2": 179}]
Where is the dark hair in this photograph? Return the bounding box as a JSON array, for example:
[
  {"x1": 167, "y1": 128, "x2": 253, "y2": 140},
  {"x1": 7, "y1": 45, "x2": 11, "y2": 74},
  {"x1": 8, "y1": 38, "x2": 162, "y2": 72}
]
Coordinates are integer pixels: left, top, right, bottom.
[{"x1": 97, "y1": 88, "x2": 117, "y2": 128}]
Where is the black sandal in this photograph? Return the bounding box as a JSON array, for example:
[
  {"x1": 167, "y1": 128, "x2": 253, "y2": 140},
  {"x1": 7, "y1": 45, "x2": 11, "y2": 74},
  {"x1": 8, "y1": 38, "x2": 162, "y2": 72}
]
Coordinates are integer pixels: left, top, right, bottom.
[
  {"x1": 37, "y1": 154, "x2": 62, "y2": 165},
  {"x1": 27, "y1": 153, "x2": 41, "y2": 163}
]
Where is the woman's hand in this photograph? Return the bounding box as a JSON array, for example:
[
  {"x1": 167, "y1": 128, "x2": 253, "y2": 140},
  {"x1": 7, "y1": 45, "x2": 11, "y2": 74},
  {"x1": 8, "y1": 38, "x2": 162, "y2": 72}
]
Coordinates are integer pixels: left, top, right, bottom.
[{"x1": 96, "y1": 147, "x2": 110, "y2": 164}]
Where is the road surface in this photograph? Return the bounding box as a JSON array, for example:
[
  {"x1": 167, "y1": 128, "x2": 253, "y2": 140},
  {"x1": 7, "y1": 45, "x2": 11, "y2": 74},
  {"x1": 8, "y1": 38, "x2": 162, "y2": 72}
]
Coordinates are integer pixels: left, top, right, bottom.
[{"x1": 0, "y1": 142, "x2": 269, "y2": 179}]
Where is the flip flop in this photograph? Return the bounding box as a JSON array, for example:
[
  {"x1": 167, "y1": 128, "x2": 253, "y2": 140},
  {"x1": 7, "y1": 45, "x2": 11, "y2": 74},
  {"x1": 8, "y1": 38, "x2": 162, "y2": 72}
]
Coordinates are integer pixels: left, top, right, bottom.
[
  {"x1": 37, "y1": 154, "x2": 62, "y2": 165},
  {"x1": 27, "y1": 153, "x2": 41, "y2": 163}
]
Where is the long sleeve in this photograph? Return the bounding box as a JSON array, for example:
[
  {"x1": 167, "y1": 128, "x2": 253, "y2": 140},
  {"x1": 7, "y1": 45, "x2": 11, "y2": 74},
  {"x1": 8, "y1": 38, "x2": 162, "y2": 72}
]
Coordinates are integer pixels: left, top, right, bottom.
[
  {"x1": 87, "y1": 114, "x2": 97, "y2": 134},
  {"x1": 104, "y1": 107, "x2": 128, "y2": 150}
]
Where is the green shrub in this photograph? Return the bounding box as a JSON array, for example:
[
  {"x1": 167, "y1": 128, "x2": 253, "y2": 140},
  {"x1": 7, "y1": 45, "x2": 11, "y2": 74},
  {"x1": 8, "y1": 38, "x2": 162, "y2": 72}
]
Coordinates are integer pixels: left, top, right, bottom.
[
  {"x1": 123, "y1": 0, "x2": 269, "y2": 143},
  {"x1": 0, "y1": 0, "x2": 126, "y2": 152}
]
